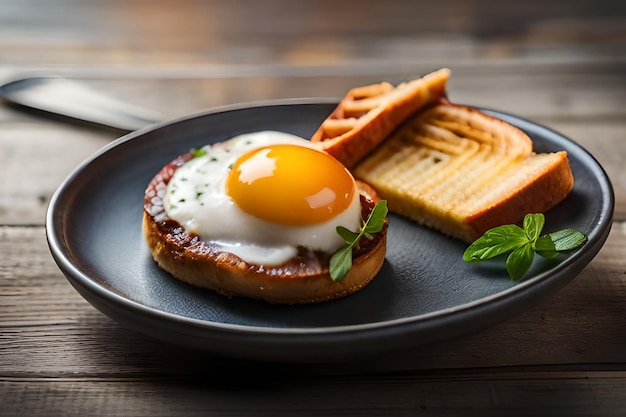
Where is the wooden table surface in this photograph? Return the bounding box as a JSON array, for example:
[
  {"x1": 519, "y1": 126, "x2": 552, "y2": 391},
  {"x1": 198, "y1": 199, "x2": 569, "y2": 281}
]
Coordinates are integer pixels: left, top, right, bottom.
[{"x1": 2, "y1": 0, "x2": 626, "y2": 415}]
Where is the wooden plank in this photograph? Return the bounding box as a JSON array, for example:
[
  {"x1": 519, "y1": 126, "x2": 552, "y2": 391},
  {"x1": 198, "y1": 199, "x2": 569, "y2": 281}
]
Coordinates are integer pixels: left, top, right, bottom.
[
  {"x1": 2, "y1": 0, "x2": 624, "y2": 53},
  {"x1": 2, "y1": 0, "x2": 622, "y2": 37},
  {"x1": 2, "y1": 371, "x2": 626, "y2": 417},
  {"x1": 0, "y1": 125, "x2": 112, "y2": 225},
  {"x1": 0, "y1": 0, "x2": 624, "y2": 77},
  {"x1": 89, "y1": 69, "x2": 626, "y2": 122},
  {"x1": 545, "y1": 120, "x2": 626, "y2": 219},
  {"x1": 3, "y1": 67, "x2": 625, "y2": 130}
]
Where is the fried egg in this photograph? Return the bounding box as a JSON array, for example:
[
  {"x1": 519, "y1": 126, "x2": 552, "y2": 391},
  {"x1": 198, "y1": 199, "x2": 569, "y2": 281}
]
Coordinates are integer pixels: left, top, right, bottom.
[{"x1": 164, "y1": 131, "x2": 362, "y2": 265}]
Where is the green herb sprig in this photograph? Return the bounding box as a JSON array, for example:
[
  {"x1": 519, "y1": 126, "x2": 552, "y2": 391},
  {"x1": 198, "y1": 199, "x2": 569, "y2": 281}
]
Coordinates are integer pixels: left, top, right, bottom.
[
  {"x1": 329, "y1": 200, "x2": 388, "y2": 282},
  {"x1": 463, "y1": 213, "x2": 588, "y2": 280},
  {"x1": 191, "y1": 148, "x2": 207, "y2": 158}
]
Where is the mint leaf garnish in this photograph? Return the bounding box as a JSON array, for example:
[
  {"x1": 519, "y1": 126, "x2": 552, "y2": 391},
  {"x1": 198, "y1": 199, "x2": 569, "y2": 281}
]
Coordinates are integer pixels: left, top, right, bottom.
[
  {"x1": 463, "y1": 213, "x2": 588, "y2": 280},
  {"x1": 329, "y1": 200, "x2": 388, "y2": 282}
]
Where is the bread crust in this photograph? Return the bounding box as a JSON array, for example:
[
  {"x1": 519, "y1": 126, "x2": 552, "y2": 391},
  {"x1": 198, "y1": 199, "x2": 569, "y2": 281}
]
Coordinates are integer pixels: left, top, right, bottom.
[
  {"x1": 353, "y1": 102, "x2": 575, "y2": 242},
  {"x1": 311, "y1": 68, "x2": 450, "y2": 168},
  {"x1": 143, "y1": 155, "x2": 387, "y2": 304},
  {"x1": 464, "y1": 151, "x2": 574, "y2": 241}
]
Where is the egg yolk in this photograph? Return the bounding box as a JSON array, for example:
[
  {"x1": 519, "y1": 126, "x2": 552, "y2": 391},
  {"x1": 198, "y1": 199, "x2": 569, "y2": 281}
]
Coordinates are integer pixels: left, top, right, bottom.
[{"x1": 226, "y1": 144, "x2": 356, "y2": 226}]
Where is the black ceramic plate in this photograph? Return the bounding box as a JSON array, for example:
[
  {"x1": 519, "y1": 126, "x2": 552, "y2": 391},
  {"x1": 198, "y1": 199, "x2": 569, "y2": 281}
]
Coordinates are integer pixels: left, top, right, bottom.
[{"x1": 46, "y1": 99, "x2": 614, "y2": 362}]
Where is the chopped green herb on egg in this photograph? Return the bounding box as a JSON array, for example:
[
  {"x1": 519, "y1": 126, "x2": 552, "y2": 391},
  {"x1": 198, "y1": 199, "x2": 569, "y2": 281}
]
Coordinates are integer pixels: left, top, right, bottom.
[{"x1": 191, "y1": 148, "x2": 207, "y2": 158}]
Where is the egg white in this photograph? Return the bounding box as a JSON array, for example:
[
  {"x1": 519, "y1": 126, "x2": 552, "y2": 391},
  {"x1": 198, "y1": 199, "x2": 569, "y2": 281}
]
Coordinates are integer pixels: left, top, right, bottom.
[{"x1": 164, "y1": 131, "x2": 362, "y2": 266}]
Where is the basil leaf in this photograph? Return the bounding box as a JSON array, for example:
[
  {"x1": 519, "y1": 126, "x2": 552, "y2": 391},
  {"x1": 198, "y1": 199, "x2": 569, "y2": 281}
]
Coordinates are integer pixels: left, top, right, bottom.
[
  {"x1": 463, "y1": 225, "x2": 528, "y2": 263},
  {"x1": 329, "y1": 245, "x2": 354, "y2": 282},
  {"x1": 523, "y1": 213, "x2": 545, "y2": 243},
  {"x1": 506, "y1": 243, "x2": 535, "y2": 280},
  {"x1": 464, "y1": 213, "x2": 588, "y2": 281},
  {"x1": 534, "y1": 235, "x2": 558, "y2": 259},
  {"x1": 363, "y1": 200, "x2": 388, "y2": 234},
  {"x1": 336, "y1": 226, "x2": 359, "y2": 244},
  {"x1": 548, "y1": 229, "x2": 588, "y2": 252}
]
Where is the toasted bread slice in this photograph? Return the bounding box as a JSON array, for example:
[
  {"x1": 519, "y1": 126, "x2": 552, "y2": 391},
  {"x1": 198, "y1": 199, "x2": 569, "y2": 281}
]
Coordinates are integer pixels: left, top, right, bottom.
[
  {"x1": 311, "y1": 68, "x2": 451, "y2": 168},
  {"x1": 353, "y1": 102, "x2": 574, "y2": 242},
  {"x1": 143, "y1": 155, "x2": 387, "y2": 304}
]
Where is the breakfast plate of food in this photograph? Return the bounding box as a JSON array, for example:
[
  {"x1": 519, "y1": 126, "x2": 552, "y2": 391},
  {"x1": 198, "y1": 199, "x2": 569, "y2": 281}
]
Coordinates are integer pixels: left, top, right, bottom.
[{"x1": 46, "y1": 69, "x2": 614, "y2": 362}]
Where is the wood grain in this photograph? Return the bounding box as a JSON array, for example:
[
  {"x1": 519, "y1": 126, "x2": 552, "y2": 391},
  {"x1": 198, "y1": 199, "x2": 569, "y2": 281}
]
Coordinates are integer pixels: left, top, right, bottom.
[
  {"x1": 3, "y1": 372, "x2": 626, "y2": 417},
  {"x1": 1, "y1": 0, "x2": 626, "y2": 414}
]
